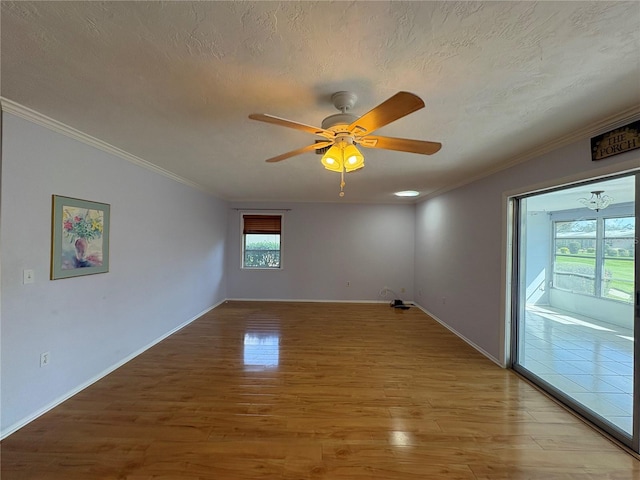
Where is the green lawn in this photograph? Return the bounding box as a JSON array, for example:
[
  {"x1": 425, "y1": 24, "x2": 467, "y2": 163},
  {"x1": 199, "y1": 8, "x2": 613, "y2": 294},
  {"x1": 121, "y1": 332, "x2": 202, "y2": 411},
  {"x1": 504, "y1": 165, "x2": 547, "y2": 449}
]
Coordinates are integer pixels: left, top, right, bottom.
[
  {"x1": 555, "y1": 254, "x2": 634, "y2": 299},
  {"x1": 555, "y1": 255, "x2": 595, "y2": 268}
]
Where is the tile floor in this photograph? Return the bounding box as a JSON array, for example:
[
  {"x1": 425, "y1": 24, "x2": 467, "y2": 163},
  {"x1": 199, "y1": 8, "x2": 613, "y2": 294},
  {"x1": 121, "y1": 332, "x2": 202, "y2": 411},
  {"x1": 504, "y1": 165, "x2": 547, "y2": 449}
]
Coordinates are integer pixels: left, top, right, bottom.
[{"x1": 520, "y1": 304, "x2": 634, "y2": 434}]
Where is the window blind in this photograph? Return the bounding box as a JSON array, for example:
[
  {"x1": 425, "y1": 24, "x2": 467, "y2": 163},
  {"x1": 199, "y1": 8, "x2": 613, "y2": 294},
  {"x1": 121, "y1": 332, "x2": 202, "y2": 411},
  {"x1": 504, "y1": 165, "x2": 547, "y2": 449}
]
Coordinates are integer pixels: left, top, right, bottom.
[{"x1": 243, "y1": 215, "x2": 281, "y2": 234}]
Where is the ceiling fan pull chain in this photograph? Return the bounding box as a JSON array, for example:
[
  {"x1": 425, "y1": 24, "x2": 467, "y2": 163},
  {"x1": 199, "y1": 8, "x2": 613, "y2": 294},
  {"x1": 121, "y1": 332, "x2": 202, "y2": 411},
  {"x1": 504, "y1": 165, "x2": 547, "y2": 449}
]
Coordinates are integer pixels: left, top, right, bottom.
[{"x1": 339, "y1": 169, "x2": 346, "y2": 197}]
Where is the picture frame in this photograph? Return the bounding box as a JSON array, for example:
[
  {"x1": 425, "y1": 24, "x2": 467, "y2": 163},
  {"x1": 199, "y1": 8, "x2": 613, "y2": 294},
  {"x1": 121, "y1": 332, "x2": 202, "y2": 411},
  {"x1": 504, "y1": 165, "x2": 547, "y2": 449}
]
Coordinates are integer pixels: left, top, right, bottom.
[{"x1": 51, "y1": 195, "x2": 110, "y2": 279}]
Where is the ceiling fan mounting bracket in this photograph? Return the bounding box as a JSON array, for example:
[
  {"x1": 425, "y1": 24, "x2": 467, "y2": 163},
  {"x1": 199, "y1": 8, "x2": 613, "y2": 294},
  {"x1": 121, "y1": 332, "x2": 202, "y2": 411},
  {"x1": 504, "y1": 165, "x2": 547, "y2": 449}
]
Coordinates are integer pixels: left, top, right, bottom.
[{"x1": 331, "y1": 91, "x2": 358, "y2": 112}]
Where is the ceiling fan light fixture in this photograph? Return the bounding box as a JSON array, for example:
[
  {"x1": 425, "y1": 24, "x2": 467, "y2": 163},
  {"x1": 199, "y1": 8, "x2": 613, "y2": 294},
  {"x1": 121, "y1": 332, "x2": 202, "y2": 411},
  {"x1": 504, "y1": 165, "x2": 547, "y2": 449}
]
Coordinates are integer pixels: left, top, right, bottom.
[
  {"x1": 321, "y1": 145, "x2": 343, "y2": 172},
  {"x1": 343, "y1": 144, "x2": 364, "y2": 172}
]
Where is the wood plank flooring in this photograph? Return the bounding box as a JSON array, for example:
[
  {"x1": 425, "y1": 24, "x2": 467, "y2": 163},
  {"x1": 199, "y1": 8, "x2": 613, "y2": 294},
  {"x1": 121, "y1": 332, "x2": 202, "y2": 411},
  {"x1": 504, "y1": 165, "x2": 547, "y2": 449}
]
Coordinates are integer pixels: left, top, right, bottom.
[{"x1": 1, "y1": 301, "x2": 639, "y2": 479}]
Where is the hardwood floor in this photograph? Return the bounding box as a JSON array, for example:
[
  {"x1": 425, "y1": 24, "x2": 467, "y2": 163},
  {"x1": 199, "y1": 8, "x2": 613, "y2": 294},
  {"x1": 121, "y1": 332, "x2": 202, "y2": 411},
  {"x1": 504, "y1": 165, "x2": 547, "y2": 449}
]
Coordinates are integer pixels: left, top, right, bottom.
[{"x1": 1, "y1": 301, "x2": 638, "y2": 479}]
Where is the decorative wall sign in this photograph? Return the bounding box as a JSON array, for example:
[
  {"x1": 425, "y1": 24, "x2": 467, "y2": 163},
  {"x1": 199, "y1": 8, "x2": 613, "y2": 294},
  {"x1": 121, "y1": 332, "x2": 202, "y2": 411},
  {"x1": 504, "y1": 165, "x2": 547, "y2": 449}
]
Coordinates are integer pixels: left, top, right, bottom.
[
  {"x1": 51, "y1": 195, "x2": 110, "y2": 279},
  {"x1": 591, "y1": 120, "x2": 640, "y2": 161}
]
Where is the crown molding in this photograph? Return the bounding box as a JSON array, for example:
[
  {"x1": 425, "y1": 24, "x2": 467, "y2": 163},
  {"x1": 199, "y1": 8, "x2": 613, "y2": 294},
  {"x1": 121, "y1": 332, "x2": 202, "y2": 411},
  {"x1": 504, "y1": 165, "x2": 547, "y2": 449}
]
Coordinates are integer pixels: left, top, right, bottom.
[
  {"x1": 0, "y1": 97, "x2": 209, "y2": 194},
  {"x1": 3, "y1": 96, "x2": 638, "y2": 205},
  {"x1": 419, "y1": 104, "x2": 640, "y2": 203}
]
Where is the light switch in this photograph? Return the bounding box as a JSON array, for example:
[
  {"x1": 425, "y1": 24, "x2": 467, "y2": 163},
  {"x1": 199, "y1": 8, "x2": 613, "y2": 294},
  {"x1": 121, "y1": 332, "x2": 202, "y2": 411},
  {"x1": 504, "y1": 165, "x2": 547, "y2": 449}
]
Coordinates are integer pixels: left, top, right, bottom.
[{"x1": 23, "y1": 269, "x2": 35, "y2": 284}]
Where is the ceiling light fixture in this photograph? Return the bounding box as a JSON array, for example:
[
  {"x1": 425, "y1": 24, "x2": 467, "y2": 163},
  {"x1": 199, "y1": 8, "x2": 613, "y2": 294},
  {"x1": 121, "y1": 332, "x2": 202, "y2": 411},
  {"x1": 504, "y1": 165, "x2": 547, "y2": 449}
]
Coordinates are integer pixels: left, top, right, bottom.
[
  {"x1": 578, "y1": 190, "x2": 613, "y2": 212},
  {"x1": 394, "y1": 190, "x2": 420, "y2": 197},
  {"x1": 320, "y1": 137, "x2": 364, "y2": 197}
]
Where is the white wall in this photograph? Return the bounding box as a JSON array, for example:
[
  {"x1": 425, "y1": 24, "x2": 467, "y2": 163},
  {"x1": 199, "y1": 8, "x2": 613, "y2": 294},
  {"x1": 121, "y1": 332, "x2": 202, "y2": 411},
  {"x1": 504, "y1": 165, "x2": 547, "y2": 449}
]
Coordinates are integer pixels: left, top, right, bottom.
[
  {"x1": 226, "y1": 202, "x2": 415, "y2": 302},
  {"x1": 0, "y1": 113, "x2": 228, "y2": 436},
  {"x1": 521, "y1": 209, "x2": 551, "y2": 305},
  {"x1": 415, "y1": 138, "x2": 639, "y2": 364},
  {"x1": 549, "y1": 289, "x2": 633, "y2": 329}
]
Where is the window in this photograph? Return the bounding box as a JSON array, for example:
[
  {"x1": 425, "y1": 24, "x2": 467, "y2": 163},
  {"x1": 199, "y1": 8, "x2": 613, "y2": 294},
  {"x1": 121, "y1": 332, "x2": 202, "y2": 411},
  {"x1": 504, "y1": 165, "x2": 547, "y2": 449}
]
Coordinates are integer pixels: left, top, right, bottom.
[
  {"x1": 602, "y1": 217, "x2": 635, "y2": 302},
  {"x1": 241, "y1": 214, "x2": 282, "y2": 269},
  {"x1": 553, "y1": 220, "x2": 596, "y2": 295},
  {"x1": 553, "y1": 216, "x2": 635, "y2": 303}
]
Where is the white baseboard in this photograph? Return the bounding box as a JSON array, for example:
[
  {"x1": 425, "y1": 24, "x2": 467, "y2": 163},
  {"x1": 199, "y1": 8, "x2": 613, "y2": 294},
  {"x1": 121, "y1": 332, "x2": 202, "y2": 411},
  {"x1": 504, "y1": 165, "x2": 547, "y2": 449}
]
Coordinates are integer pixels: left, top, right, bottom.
[
  {"x1": 0, "y1": 300, "x2": 225, "y2": 440},
  {"x1": 225, "y1": 298, "x2": 407, "y2": 304},
  {"x1": 414, "y1": 303, "x2": 504, "y2": 367}
]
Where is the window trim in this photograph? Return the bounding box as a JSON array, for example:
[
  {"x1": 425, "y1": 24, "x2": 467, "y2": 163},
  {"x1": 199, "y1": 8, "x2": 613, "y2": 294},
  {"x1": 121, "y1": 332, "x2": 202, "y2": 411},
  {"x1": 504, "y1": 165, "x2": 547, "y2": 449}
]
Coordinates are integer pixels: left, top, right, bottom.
[{"x1": 240, "y1": 212, "x2": 284, "y2": 270}]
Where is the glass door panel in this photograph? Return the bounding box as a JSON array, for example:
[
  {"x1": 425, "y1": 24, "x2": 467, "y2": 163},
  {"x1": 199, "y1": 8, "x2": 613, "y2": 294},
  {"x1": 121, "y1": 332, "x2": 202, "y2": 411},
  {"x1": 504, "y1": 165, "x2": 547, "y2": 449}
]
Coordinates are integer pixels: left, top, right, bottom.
[{"x1": 513, "y1": 174, "x2": 637, "y2": 448}]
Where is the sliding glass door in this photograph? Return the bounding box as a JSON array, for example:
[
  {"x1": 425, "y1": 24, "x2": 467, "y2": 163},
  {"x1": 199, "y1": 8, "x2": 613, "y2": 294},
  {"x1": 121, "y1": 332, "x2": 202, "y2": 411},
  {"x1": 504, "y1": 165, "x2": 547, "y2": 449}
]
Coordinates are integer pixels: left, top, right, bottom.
[{"x1": 512, "y1": 173, "x2": 638, "y2": 450}]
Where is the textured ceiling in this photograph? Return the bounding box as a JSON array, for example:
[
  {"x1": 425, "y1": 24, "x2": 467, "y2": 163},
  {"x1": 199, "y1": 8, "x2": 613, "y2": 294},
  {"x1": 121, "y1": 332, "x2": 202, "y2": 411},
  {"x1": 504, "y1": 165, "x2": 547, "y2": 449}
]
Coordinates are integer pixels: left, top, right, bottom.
[{"x1": 2, "y1": 1, "x2": 639, "y2": 203}]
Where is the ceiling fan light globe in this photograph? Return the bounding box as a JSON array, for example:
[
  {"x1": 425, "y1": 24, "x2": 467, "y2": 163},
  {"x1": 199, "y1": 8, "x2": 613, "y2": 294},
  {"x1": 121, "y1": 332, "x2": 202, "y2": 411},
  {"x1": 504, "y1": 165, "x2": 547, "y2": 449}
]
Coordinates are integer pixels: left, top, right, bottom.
[
  {"x1": 343, "y1": 144, "x2": 364, "y2": 172},
  {"x1": 322, "y1": 160, "x2": 343, "y2": 173},
  {"x1": 321, "y1": 145, "x2": 343, "y2": 172}
]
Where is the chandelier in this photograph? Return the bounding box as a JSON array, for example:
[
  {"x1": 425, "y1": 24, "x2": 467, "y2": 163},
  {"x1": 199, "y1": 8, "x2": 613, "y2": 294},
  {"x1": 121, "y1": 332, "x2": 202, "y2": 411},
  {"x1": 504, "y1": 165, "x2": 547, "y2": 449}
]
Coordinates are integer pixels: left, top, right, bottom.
[{"x1": 578, "y1": 190, "x2": 613, "y2": 212}]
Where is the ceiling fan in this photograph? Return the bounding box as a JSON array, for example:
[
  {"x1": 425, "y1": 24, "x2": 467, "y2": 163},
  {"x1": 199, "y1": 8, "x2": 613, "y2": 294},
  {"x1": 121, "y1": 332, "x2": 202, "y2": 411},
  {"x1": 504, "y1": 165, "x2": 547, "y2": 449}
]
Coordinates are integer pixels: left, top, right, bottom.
[{"x1": 249, "y1": 91, "x2": 442, "y2": 197}]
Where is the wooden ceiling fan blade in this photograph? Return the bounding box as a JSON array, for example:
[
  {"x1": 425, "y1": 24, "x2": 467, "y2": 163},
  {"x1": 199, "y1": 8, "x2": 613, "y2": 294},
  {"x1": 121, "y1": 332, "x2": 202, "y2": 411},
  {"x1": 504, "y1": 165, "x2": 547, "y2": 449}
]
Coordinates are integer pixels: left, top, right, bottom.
[
  {"x1": 347, "y1": 92, "x2": 425, "y2": 135},
  {"x1": 265, "y1": 141, "x2": 334, "y2": 163},
  {"x1": 362, "y1": 136, "x2": 442, "y2": 155},
  {"x1": 249, "y1": 113, "x2": 334, "y2": 139}
]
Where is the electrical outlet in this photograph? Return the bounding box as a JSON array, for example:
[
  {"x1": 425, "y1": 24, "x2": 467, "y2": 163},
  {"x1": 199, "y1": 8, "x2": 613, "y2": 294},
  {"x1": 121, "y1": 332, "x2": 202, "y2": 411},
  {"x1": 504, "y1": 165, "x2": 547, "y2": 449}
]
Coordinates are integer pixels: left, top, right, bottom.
[
  {"x1": 40, "y1": 352, "x2": 50, "y2": 367},
  {"x1": 23, "y1": 269, "x2": 35, "y2": 284},
  {"x1": 401, "y1": 287, "x2": 405, "y2": 293}
]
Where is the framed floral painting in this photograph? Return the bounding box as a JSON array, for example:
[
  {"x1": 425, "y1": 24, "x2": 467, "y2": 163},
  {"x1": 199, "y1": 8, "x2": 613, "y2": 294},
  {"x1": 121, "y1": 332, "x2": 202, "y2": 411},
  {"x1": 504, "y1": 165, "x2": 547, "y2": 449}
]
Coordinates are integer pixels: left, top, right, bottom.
[{"x1": 51, "y1": 195, "x2": 110, "y2": 279}]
